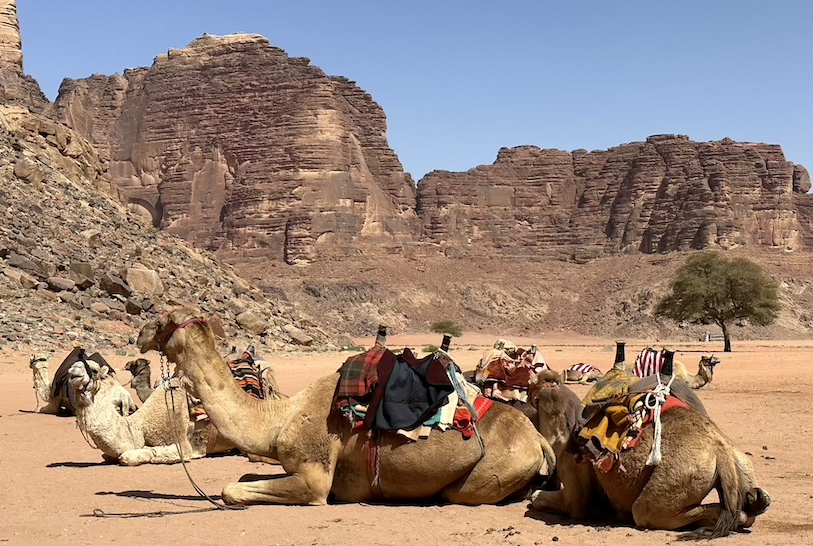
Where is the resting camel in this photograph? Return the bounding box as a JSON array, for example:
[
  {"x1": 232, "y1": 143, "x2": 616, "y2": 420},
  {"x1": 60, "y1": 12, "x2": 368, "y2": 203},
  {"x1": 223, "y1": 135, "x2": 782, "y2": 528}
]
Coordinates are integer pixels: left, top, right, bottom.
[
  {"x1": 68, "y1": 359, "x2": 238, "y2": 465},
  {"x1": 527, "y1": 369, "x2": 770, "y2": 538},
  {"x1": 30, "y1": 348, "x2": 135, "y2": 416},
  {"x1": 562, "y1": 363, "x2": 602, "y2": 384},
  {"x1": 124, "y1": 358, "x2": 154, "y2": 403},
  {"x1": 635, "y1": 352, "x2": 721, "y2": 389},
  {"x1": 136, "y1": 307, "x2": 555, "y2": 505}
]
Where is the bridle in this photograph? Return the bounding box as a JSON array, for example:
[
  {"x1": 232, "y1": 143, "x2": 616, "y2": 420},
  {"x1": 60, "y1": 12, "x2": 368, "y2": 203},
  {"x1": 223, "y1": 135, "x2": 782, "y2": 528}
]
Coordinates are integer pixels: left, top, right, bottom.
[{"x1": 154, "y1": 316, "x2": 207, "y2": 352}]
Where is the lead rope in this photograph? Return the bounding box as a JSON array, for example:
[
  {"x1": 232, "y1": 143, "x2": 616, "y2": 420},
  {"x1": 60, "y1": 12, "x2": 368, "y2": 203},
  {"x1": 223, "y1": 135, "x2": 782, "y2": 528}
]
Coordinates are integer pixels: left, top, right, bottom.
[
  {"x1": 159, "y1": 352, "x2": 246, "y2": 512},
  {"x1": 643, "y1": 365, "x2": 676, "y2": 466}
]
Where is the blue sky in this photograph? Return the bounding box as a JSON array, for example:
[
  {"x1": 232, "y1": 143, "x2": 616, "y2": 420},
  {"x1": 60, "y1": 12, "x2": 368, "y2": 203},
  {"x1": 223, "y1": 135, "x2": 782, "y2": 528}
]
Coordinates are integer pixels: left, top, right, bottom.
[{"x1": 16, "y1": 1, "x2": 813, "y2": 181}]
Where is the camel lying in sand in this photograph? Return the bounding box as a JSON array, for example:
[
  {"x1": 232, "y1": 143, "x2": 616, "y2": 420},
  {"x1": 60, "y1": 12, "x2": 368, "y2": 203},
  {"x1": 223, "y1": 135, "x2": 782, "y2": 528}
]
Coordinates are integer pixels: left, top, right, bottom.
[
  {"x1": 526, "y1": 369, "x2": 770, "y2": 537},
  {"x1": 68, "y1": 360, "x2": 238, "y2": 465},
  {"x1": 30, "y1": 348, "x2": 135, "y2": 416},
  {"x1": 136, "y1": 307, "x2": 555, "y2": 505},
  {"x1": 562, "y1": 363, "x2": 602, "y2": 384},
  {"x1": 634, "y1": 349, "x2": 721, "y2": 389}
]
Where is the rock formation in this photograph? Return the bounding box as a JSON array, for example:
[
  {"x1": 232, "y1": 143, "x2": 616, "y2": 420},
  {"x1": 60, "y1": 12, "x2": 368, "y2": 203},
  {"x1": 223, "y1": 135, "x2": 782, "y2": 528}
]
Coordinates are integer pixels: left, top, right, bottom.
[
  {"x1": 0, "y1": 101, "x2": 329, "y2": 352},
  {"x1": 53, "y1": 34, "x2": 418, "y2": 265},
  {"x1": 0, "y1": 0, "x2": 47, "y2": 111},
  {"x1": 418, "y1": 136, "x2": 812, "y2": 260}
]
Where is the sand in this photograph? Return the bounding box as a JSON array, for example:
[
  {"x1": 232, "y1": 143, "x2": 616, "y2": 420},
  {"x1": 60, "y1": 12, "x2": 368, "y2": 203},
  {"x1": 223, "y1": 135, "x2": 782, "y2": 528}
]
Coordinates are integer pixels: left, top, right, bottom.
[{"x1": 0, "y1": 334, "x2": 811, "y2": 546}]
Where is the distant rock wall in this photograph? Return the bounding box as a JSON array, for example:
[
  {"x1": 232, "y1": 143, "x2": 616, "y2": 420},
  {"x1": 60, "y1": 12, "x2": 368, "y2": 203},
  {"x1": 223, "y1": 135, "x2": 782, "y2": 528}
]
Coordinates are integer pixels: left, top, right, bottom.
[
  {"x1": 53, "y1": 34, "x2": 418, "y2": 265},
  {"x1": 418, "y1": 135, "x2": 811, "y2": 259},
  {"x1": 0, "y1": 0, "x2": 47, "y2": 111}
]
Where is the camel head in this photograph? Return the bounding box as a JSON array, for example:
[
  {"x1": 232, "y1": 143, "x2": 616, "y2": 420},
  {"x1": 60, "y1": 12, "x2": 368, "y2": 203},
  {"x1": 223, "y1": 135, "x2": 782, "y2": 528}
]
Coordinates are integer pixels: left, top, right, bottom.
[
  {"x1": 527, "y1": 369, "x2": 564, "y2": 410},
  {"x1": 29, "y1": 353, "x2": 49, "y2": 371},
  {"x1": 137, "y1": 306, "x2": 208, "y2": 356},
  {"x1": 124, "y1": 358, "x2": 151, "y2": 377},
  {"x1": 700, "y1": 355, "x2": 721, "y2": 373},
  {"x1": 68, "y1": 358, "x2": 106, "y2": 404}
]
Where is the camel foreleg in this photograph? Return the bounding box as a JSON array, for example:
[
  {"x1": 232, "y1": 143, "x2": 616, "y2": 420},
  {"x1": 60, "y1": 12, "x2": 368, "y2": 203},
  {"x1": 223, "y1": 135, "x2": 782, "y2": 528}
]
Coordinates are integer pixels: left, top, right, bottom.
[{"x1": 221, "y1": 461, "x2": 335, "y2": 505}]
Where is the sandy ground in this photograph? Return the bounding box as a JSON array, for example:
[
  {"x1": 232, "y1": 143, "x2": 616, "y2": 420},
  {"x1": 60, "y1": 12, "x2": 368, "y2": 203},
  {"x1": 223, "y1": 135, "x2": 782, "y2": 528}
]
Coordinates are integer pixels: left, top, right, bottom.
[{"x1": 0, "y1": 334, "x2": 811, "y2": 546}]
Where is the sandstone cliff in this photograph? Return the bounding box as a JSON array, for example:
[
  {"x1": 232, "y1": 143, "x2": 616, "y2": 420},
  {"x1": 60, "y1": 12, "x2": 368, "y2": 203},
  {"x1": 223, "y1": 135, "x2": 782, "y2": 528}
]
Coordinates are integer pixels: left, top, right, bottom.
[
  {"x1": 53, "y1": 34, "x2": 418, "y2": 265},
  {"x1": 417, "y1": 135, "x2": 812, "y2": 260},
  {"x1": 0, "y1": 0, "x2": 47, "y2": 112}
]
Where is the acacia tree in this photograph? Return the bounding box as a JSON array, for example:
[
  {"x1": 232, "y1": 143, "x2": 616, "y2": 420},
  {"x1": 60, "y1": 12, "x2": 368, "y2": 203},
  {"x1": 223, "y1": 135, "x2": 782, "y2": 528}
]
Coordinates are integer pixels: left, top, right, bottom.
[{"x1": 655, "y1": 253, "x2": 780, "y2": 352}]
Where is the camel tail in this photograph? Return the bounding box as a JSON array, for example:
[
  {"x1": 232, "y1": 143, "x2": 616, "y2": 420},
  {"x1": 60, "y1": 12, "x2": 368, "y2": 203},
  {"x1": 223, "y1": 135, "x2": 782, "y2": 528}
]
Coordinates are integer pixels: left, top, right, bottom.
[{"x1": 680, "y1": 443, "x2": 745, "y2": 540}]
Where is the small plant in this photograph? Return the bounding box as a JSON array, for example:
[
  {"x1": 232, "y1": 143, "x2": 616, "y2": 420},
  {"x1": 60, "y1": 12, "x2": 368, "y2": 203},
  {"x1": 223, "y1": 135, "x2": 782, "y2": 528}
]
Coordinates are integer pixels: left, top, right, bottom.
[
  {"x1": 342, "y1": 344, "x2": 366, "y2": 352},
  {"x1": 430, "y1": 320, "x2": 463, "y2": 338},
  {"x1": 423, "y1": 344, "x2": 439, "y2": 354}
]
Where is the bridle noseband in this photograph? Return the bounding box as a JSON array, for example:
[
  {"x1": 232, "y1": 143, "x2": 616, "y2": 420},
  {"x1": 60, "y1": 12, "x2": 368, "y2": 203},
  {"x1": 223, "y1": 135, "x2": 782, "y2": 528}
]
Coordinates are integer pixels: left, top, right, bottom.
[{"x1": 155, "y1": 316, "x2": 207, "y2": 351}]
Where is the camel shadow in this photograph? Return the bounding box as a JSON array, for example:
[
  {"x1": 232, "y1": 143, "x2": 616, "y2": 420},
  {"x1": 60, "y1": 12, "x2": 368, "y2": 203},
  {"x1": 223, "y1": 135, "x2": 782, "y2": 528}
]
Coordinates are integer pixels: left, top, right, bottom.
[
  {"x1": 47, "y1": 461, "x2": 112, "y2": 468},
  {"x1": 96, "y1": 489, "x2": 224, "y2": 502},
  {"x1": 523, "y1": 505, "x2": 633, "y2": 531}
]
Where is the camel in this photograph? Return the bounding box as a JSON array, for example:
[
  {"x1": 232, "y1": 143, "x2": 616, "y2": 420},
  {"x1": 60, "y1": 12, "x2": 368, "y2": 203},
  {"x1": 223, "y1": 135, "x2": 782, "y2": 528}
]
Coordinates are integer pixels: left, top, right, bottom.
[
  {"x1": 136, "y1": 307, "x2": 555, "y2": 506},
  {"x1": 527, "y1": 369, "x2": 771, "y2": 538},
  {"x1": 634, "y1": 350, "x2": 721, "y2": 389},
  {"x1": 562, "y1": 363, "x2": 602, "y2": 384},
  {"x1": 67, "y1": 358, "x2": 239, "y2": 465},
  {"x1": 124, "y1": 358, "x2": 154, "y2": 403},
  {"x1": 30, "y1": 348, "x2": 136, "y2": 416}
]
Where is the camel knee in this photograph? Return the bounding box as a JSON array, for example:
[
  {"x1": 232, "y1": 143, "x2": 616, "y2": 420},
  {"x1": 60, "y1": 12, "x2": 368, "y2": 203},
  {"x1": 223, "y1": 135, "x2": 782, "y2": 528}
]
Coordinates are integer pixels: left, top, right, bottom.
[{"x1": 119, "y1": 448, "x2": 153, "y2": 466}]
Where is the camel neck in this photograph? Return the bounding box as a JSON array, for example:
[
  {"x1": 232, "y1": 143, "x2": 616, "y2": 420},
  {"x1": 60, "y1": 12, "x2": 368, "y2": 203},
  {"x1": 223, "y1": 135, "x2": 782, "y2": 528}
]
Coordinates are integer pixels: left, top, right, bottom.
[{"x1": 169, "y1": 337, "x2": 292, "y2": 456}]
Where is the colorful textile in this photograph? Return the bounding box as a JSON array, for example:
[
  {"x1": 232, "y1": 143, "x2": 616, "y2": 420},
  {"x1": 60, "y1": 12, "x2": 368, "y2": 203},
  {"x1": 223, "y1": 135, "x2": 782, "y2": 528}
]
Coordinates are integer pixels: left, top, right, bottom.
[
  {"x1": 634, "y1": 348, "x2": 667, "y2": 378},
  {"x1": 335, "y1": 345, "x2": 391, "y2": 401},
  {"x1": 479, "y1": 346, "x2": 548, "y2": 403},
  {"x1": 567, "y1": 363, "x2": 600, "y2": 375},
  {"x1": 227, "y1": 357, "x2": 265, "y2": 400}
]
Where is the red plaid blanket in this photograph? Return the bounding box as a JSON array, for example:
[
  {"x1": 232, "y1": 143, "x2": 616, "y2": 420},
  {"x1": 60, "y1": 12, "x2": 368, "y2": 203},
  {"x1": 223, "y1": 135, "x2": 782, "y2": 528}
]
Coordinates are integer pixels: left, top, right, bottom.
[{"x1": 335, "y1": 345, "x2": 393, "y2": 403}]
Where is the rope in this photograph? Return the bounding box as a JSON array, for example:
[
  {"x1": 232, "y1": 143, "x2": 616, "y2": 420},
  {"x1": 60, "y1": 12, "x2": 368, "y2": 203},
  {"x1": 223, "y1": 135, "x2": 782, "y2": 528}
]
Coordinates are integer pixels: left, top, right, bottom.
[
  {"x1": 438, "y1": 349, "x2": 486, "y2": 460},
  {"x1": 160, "y1": 352, "x2": 246, "y2": 512},
  {"x1": 643, "y1": 367, "x2": 676, "y2": 466},
  {"x1": 86, "y1": 507, "x2": 224, "y2": 519}
]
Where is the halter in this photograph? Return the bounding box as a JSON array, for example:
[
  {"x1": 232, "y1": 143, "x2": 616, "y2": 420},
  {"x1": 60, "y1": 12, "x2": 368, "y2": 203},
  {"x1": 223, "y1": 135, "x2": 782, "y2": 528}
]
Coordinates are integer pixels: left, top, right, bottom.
[{"x1": 155, "y1": 316, "x2": 207, "y2": 352}]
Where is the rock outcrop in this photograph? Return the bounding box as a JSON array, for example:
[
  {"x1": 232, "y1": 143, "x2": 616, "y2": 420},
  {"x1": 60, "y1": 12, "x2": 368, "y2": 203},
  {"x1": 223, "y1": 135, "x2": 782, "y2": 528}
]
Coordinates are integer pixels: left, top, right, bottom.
[
  {"x1": 0, "y1": 103, "x2": 330, "y2": 352},
  {"x1": 53, "y1": 34, "x2": 418, "y2": 265},
  {"x1": 0, "y1": 0, "x2": 47, "y2": 112},
  {"x1": 417, "y1": 136, "x2": 811, "y2": 260}
]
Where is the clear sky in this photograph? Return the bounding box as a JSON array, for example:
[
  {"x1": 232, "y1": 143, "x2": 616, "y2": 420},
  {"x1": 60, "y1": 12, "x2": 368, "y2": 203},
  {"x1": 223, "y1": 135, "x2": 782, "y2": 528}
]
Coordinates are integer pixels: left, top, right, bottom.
[{"x1": 16, "y1": 1, "x2": 813, "y2": 182}]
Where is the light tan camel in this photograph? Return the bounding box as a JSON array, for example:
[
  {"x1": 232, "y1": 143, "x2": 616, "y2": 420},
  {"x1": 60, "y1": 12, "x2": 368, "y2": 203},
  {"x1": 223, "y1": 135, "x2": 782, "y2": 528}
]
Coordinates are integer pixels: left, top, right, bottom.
[
  {"x1": 663, "y1": 355, "x2": 720, "y2": 389},
  {"x1": 30, "y1": 349, "x2": 135, "y2": 416},
  {"x1": 562, "y1": 364, "x2": 602, "y2": 384},
  {"x1": 67, "y1": 359, "x2": 237, "y2": 465},
  {"x1": 136, "y1": 307, "x2": 555, "y2": 506},
  {"x1": 527, "y1": 369, "x2": 771, "y2": 538}
]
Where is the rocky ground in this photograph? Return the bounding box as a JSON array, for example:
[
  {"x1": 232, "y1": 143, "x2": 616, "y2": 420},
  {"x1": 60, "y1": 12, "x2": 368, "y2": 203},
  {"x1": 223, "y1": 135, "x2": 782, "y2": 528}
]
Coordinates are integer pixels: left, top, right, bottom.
[{"x1": 0, "y1": 105, "x2": 329, "y2": 357}]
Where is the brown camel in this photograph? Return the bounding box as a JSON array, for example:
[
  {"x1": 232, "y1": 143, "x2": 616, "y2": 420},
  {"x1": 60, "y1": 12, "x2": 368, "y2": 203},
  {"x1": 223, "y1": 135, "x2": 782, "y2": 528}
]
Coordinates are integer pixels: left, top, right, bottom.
[
  {"x1": 136, "y1": 307, "x2": 554, "y2": 506},
  {"x1": 124, "y1": 358, "x2": 155, "y2": 403},
  {"x1": 527, "y1": 369, "x2": 771, "y2": 538}
]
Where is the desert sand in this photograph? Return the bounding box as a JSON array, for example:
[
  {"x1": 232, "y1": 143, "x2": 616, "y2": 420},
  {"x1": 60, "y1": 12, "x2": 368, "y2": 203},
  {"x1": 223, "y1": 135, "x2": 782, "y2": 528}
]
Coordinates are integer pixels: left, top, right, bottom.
[{"x1": 0, "y1": 334, "x2": 811, "y2": 546}]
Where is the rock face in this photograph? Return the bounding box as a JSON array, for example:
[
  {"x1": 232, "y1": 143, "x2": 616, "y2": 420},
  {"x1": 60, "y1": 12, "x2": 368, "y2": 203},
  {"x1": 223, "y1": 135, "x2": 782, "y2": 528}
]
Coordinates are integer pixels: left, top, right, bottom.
[
  {"x1": 0, "y1": 1, "x2": 47, "y2": 112},
  {"x1": 53, "y1": 34, "x2": 418, "y2": 265},
  {"x1": 0, "y1": 103, "x2": 330, "y2": 352},
  {"x1": 418, "y1": 136, "x2": 812, "y2": 259}
]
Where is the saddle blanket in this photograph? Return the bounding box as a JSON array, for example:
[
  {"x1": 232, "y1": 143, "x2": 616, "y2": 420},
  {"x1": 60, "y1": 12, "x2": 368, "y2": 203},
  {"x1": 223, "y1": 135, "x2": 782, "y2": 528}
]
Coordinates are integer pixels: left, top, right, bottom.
[{"x1": 634, "y1": 348, "x2": 667, "y2": 378}]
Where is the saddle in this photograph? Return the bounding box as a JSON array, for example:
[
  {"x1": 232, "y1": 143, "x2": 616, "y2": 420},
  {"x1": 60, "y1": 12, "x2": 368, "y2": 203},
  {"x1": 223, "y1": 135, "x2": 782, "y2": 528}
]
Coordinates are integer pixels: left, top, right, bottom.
[
  {"x1": 334, "y1": 346, "x2": 491, "y2": 436},
  {"x1": 477, "y1": 345, "x2": 547, "y2": 403},
  {"x1": 571, "y1": 390, "x2": 689, "y2": 473}
]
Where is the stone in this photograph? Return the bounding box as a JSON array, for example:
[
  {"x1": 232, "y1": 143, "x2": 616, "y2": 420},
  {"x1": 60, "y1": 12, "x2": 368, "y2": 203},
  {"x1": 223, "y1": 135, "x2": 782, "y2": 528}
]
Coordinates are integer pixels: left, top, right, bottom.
[
  {"x1": 288, "y1": 328, "x2": 314, "y2": 346},
  {"x1": 6, "y1": 253, "x2": 40, "y2": 276},
  {"x1": 125, "y1": 267, "x2": 164, "y2": 296},
  {"x1": 208, "y1": 315, "x2": 227, "y2": 339},
  {"x1": 46, "y1": 276, "x2": 75, "y2": 292},
  {"x1": 89, "y1": 301, "x2": 110, "y2": 314},
  {"x1": 100, "y1": 272, "x2": 132, "y2": 297},
  {"x1": 13, "y1": 157, "x2": 44, "y2": 185},
  {"x1": 236, "y1": 310, "x2": 268, "y2": 335},
  {"x1": 124, "y1": 298, "x2": 143, "y2": 315}
]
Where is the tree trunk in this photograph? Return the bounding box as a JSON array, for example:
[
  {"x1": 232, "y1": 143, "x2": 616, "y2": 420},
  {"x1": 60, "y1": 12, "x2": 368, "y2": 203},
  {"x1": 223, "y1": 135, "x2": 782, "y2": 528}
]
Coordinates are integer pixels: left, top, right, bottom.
[{"x1": 720, "y1": 321, "x2": 732, "y2": 352}]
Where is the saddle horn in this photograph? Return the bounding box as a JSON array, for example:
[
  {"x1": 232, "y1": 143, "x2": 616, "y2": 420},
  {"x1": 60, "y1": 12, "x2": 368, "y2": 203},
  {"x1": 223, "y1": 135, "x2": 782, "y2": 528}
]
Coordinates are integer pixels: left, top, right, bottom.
[
  {"x1": 441, "y1": 334, "x2": 452, "y2": 352},
  {"x1": 614, "y1": 341, "x2": 626, "y2": 366},
  {"x1": 662, "y1": 348, "x2": 676, "y2": 377},
  {"x1": 374, "y1": 325, "x2": 388, "y2": 347}
]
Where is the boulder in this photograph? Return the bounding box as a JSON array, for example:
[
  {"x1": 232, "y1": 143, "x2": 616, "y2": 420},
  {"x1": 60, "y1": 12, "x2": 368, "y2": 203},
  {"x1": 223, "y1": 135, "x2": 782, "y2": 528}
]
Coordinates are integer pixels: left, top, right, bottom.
[
  {"x1": 125, "y1": 267, "x2": 164, "y2": 296},
  {"x1": 100, "y1": 272, "x2": 132, "y2": 297},
  {"x1": 236, "y1": 310, "x2": 268, "y2": 335},
  {"x1": 47, "y1": 276, "x2": 76, "y2": 292}
]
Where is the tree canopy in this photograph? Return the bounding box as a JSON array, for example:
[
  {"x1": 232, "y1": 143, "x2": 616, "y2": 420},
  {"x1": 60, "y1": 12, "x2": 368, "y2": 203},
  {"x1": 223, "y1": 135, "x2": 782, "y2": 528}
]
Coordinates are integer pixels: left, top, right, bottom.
[{"x1": 655, "y1": 252, "x2": 780, "y2": 351}]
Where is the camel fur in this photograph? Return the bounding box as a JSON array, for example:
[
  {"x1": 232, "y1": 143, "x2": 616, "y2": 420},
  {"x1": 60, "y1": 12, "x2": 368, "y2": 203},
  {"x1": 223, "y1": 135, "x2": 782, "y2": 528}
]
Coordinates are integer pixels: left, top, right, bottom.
[
  {"x1": 668, "y1": 355, "x2": 720, "y2": 389},
  {"x1": 30, "y1": 349, "x2": 135, "y2": 416},
  {"x1": 527, "y1": 369, "x2": 770, "y2": 538},
  {"x1": 562, "y1": 364, "x2": 602, "y2": 384},
  {"x1": 136, "y1": 307, "x2": 555, "y2": 506},
  {"x1": 68, "y1": 359, "x2": 237, "y2": 465}
]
